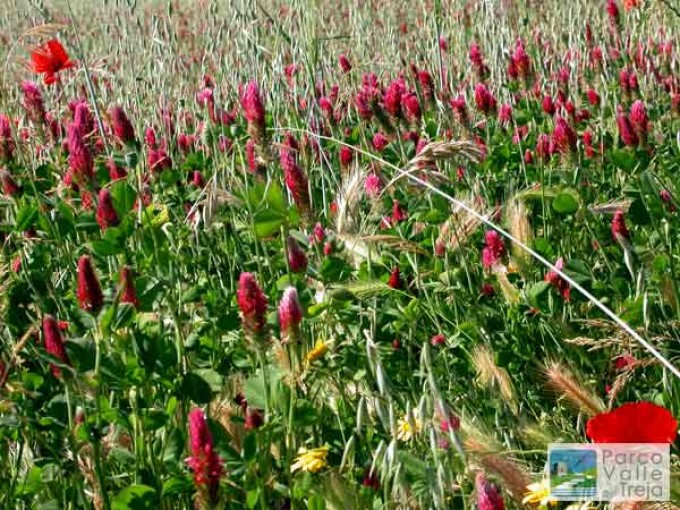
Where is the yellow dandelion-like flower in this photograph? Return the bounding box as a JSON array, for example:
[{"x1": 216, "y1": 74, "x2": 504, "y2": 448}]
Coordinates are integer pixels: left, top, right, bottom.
[
  {"x1": 291, "y1": 446, "x2": 329, "y2": 474},
  {"x1": 305, "y1": 339, "x2": 329, "y2": 364},
  {"x1": 522, "y1": 480, "x2": 557, "y2": 507},
  {"x1": 396, "y1": 414, "x2": 422, "y2": 442},
  {"x1": 564, "y1": 503, "x2": 596, "y2": 510}
]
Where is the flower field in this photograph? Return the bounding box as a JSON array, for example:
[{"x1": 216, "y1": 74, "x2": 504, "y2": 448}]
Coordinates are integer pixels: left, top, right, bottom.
[{"x1": 0, "y1": 0, "x2": 680, "y2": 509}]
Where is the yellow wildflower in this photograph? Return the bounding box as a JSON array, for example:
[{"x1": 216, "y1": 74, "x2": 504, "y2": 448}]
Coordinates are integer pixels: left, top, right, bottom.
[
  {"x1": 305, "y1": 339, "x2": 329, "y2": 364},
  {"x1": 396, "y1": 413, "x2": 422, "y2": 442},
  {"x1": 291, "y1": 446, "x2": 329, "y2": 474},
  {"x1": 522, "y1": 479, "x2": 557, "y2": 507},
  {"x1": 564, "y1": 503, "x2": 596, "y2": 510}
]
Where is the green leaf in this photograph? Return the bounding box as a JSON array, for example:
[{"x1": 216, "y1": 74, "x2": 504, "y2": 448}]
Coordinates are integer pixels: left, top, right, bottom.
[
  {"x1": 533, "y1": 237, "x2": 555, "y2": 259},
  {"x1": 243, "y1": 371, "x2": 267, "y2": 410},
  {"x1": 180, "y1": 372, "x2": 214, "y2": 404},
  {"x1": 15, "y1": 204, "x2": 38, "y2": 231},
  {"x1": 112, "y1": 304, "x2": 136, "y2": 330},
  {"x1": 565, "y1": 259, "x2": 592, "y2": 286},
  {"x1": 318, "y1": 257, "x2": 352, "y2": 282},
  {"x1": 419, "y1": 209, "x2": 449, "y2": 223},
  {"x1": 246, "y1": 489, "x2": 261, "y2": 509},
  {"x1": 294, "y1": 400, "x2": 318, "y2": 427},
  {"x1": 628, "y1": 197, "x2": 650, "y2": 225},
  {"x1": 56, "y1": 201, "x2": 76, "y2": 227},
  {"x1": 527, "y1": 281, "x2": 550, "y2": 303},
  {"x1": 610, "y1": 149, "x2": 637, "y2": 171},
  {"x1": 91, "y1": 239, "x2": 125, "y2": 256},
  {"x1": 253, "y1": 208, "x2": 285, "y2": 238},
  {"x1": 112, "y1": 484, "x2": 156, "y2": 510},
  {"x1": 552, "y1": 192, "x2": 579, "y2": 214},
  {"x1": 194, "y1": 368, "x2": 222, "y2": 392},
  {"x1": 243, "y1": 433, "x2": 257, "y2": 462},
  {"x1": 307, "y1": 494, "x2": 325, "y2": 510},
  {"x1": 620, "y1": 297, "x2": 644, "y2": 327},
  {"x1": 15, "y1": 466, "x2": 42, "y2": 496},
  {"x1": 161, "y1": 477, "x2": 191, "y2": 499},
  {"x1": 141, "y1": 409, "x2": 168, "y2": 431},
  {"x1": 37, "y1": 500, "x2": 60, "y2": 510},
  {"x1": 66, "y1": 337, "x2": 96, "y2": 372},
  {"x1": 248, "y1": 182, "x2": 286, "y2": 212},
  {"x1": 110, "y1": 180, "x2": 137, "y2": 216},
  {"x1": 265, "y1": 183, "x2": 287, "y2": 213}
]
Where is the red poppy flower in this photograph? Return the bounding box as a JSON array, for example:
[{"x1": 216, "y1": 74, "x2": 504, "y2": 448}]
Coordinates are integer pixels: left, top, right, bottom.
[
  {"x1": 30, "y1": 40, "x2": 75, "y2": 85},
  {"x1": 586, "y1": 401, "x2": 677, "y2": 443}
]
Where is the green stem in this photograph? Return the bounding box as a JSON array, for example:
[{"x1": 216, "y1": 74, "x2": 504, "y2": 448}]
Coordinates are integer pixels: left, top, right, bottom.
[{"x1": 92, "y1": 328, "x2": 111, "y2": 510}]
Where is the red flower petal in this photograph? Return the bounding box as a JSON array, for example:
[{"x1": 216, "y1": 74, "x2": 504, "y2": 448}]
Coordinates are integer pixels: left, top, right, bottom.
[
  {"x1": 46, "y1": 40, "x2": 73, "y2": 68},
  {"x1": 30, "y1": 39, "x2": 74, "y2": 85},
  {"x1": 586, "y1": 401, "x2": 677, "y2": 443},
  {"x1": 31, "y1": 50, "x2": 55, "y2": 73}
]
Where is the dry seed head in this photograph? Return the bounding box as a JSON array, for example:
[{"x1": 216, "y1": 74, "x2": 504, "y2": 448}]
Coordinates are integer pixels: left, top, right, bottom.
[
  {"x1": 476, "y1": 452, "x2": 532, "y2": 504},
  {"x1": 544, "y1": 361, "x2": 604, "y2": 416},
  {"x1": 405, "y1": 140, "x2": 483, "y2": 169},
  {"x1": 492, "y1": 266, "x2": 520, "y2": 305},
  {"x1": 518, "y1": 422, "x2": 555, "y2": 447},
  {"x1": 506, "y1": 199, "x2": 531, "y2": 264},
  {"x1": 471, "y1": 344, "x2": 517, "y2": 411},
  {"x1": 334, "y1": 165, "x2": 373, "y2": 240},
  {"x1": 588, "y1": 198, "x2": 632, "y2": 215},
  {"x1": 437, "y1": 195, "x2": 493, "y2": 252},
  {"x1": 386, "y1": 140, "x2": 483, "y2": 191},
  {"x1": 606, "y1": 369, "x2": 635, "y2": 408}
]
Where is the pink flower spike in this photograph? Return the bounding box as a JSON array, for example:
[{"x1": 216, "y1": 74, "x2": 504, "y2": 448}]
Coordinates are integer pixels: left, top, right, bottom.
[
  {"x1": 187, "y1": 408, "x2": 223, "y2": 506},
  {"x1": 278, "y1": 287, "x2": 302, "y2": 339}
]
